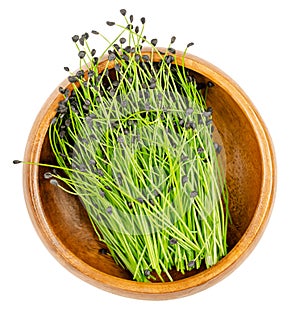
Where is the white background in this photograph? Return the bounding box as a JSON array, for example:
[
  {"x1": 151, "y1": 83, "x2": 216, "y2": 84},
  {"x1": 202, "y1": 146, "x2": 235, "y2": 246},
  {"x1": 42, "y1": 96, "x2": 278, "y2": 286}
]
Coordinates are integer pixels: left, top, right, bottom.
[{"x1": 1, "y1": 0, "x2": 299, "y2": 322}]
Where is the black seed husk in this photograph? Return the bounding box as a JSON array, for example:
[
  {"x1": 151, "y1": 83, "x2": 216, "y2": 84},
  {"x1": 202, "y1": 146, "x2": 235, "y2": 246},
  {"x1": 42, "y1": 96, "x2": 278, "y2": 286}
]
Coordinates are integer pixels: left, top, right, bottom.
[
  {"x1": 68, "y1": 76, "x2": 77, "y2": 83},
  {"x1": 119, "y1": 37, "x2": 126, "y2": 44},
  {"x1": 78, "y1": 51, "x2": 86, "y2": 59},
  {"x1": 190, "y1": 191, "x2": 198, "y2": 198},
  {"x1": 151, "y1": 38, "x2": 158, "y2": 46},
  {"x1": 144, "y1": 269, "x2": 151, "y2": 277},
  {"x1": 99, "y1": 248, "x2": 108, "y2": 255},
  {"x1": 188, "y1": 260, "x2": 196, "y2": 268},
  {"x1": 106, "y1": 21, "x2": 115, "y2": 26},
  {"x1": 72, "y1": 35, "x2": 79, "y2": 42},
  {"x1": 50, "y1": 179, "x2": 58, "y2": 186},
  {"x1": 44, "y1": 172, "x2": 53, "y2": 179},
  {"x1": 108, "y1": 52, "x2": 116, "y2": 61},
  {"x1": 169, "y1": 238, "x2": 178, "y2": 245},
  {"x1": 182, "y1": 175, "x2": 188, "y2": 185},
  {"x1": 186, "y1": 107, "x2": 194, "y2": 116}
]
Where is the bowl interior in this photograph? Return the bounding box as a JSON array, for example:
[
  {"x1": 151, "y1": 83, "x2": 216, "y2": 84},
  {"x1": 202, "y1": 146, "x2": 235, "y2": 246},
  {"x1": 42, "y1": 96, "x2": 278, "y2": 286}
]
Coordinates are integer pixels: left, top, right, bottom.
[{"x1": 36, "y1": 66, "x2": 263, "y2": 283}]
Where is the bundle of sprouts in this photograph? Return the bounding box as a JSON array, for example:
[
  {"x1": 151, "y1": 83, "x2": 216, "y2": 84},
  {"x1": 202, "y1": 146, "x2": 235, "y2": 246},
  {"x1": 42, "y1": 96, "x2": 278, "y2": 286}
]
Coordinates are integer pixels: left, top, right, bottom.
[{"x1": 18, "y1": 10, "x2": 230, "y2": 282}]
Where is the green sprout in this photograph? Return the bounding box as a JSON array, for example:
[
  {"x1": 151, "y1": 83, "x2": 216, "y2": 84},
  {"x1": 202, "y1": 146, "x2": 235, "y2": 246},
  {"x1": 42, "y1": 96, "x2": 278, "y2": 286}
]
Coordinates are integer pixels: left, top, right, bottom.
[{"x1": 17, "y1": 9, "x2": 230, "y2": 282}]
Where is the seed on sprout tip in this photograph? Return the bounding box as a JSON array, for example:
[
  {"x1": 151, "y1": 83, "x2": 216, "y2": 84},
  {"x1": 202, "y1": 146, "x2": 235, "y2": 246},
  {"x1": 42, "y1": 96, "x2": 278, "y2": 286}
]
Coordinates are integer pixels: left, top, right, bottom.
[
  {"x1": 135, "y1": 26, "x2": 139, "y2": 33},
  {"x1": 151, "y1": 38, "x2": 158, "y2": 46},
  {"x1": 142, "y1": 54, "x2": 149, "y2": 62},
  {"x1": 96, "y1": 169, "x2": 104, "y2": 177},
  {"x1": 137, "y1": 197, "x2": 144, "y2": 203},
  {"x1": 72, "y1": 35, "x2": 79, "y2": 42},
  {"x1": 120, "y1": 9, "x2": 126, "y2": 16},
  {"x1": 186, "y1": 107, "x2": 194, "y2": 116},
  {"x1": 203, "y1": 110, "x2": 212, "y2": 118},
  {"x1": 168, "y1": 47, "x2": 176, "y2": 54},
  {"x1": 91, "y1": 48, "x2": 96, "y2": 56},
  {"x1": 214, "y1": 142, "x2": 222, "y2": 154},
  {"x1": 141, "y1": 17, "x2": 145, "y2": 24},
  {"x1": 99, "y1": 248, "x2": 108, "y2": 255},
  {"x1": 44, "y1": 172, "x2": 53, "y2": 179},
  {"x1": 50, "y1": 117, "x2": 57, "y2": 126},
  {"x1": 59, "y1": 130, "x2": 66, "y2": 138},
  {"x1": 149, "y1": 82, "x2": 156, "y2": 89},
  {"x1": 124, "y1": 45, "x2": 131, "y2": 53},
  {"x1": 63, "y1": 66, "x2": 69, "y2": 72},
  {"x1": 91, "y1": 30, "x2": 99, "y2": 35},
  {"x1": 190, "y1": 191, "x2": 198, "y2": 198},
  {"x1": 13, "y1": 160, "x2": 22, "y2": 164},
  {"x1": 78, "y1": 51, "x2": 86, "y2": 59},
  {"x1": 129, "y1": 14, "x2": 133, "y2": 22},
  {"x1": 197, "y1": 147, "x2": 204, "y2": 154},
  {"x1": 58, "y1": 87, "x2": 65, "y2": 94},
  {"x1": 106, "y1": 206, "x2": 112, "y2": 214},
  {"x1": 182, "y1": 175, "x2": 188, "y2": 185},
  {"x1": 188, "y1": 260, "x2": 196, "y2": 268},
  {"x1": 144, "y1": 102, "x2": 150, "y2": 111},
  {"x1": 153, "y1": 189, "x2": 159, "y2": 197},
  {"x1": 88, "y1": 70, "x2": 95, "y2": 78},
  {"x1": 106, "y1": 21, "x2": 115, "y2": 26},
  {"x1": 181, "y1": 154, "x2": 188, "y2": 162},
  {"x1": 50, "y1": 179, "x2": 58, "y2": 186},
  {"x1": 134, "y1": 54, "x2": 140, "y2": 62},
  {"x1": 108, "y1": 52, "x2": 116, "y2": 61},
  {"x1": 119, "y1": 37, "x2": 126, "y2": 44},
  {"x1": 113, "y1": 43, "x2": 120, "y2": 51},
  {"x1": 68, "y1": 76, "x2": 77, "y2": 83},
  {"x1": 117, "y1": 136, "x2": 124, "y2": 143},
  {"x1": 82, "y1": 32, "x2": 89, "y2": 40},
  {"x1": 165, "y1": 55, "x2": 174, "y2": 64},
  {"x1": 171, "y1": 36, "x2": 176, "y2": 44},
  {"x1": 144, "y1": 269, "x2": 151, "y2": 277},
  {"x1": 207, "y1": 81, "x2": 214, "y2": 88},
  {"x1": 169, "y1": 238, "x2": 178, "y2": 245},
  {"x1": 187, "y1": 75, "x2": 193, "y2": 83},
  {"x1": 76, "y1": 70, "x2": 84, "y2": 78},
  {"x1": 187, "y1": 42, "x2": 194, "y2": 48},
  {"x1": 79, "y1": 37, "x2": 84, "y2": 46}
]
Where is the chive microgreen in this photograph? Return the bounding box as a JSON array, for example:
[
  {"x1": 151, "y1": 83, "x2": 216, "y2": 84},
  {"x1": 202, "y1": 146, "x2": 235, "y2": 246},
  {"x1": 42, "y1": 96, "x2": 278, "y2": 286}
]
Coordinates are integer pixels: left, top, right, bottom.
[{"x1": 16, "y1": 10, "x2": 230, "y2": 283}]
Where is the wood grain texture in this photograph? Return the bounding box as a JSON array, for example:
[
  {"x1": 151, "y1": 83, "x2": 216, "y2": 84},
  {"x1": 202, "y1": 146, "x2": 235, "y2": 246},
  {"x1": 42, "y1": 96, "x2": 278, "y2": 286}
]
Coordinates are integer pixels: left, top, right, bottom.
[{"x1": 23, "y1": 49, "x2": 276, "y2": 300}]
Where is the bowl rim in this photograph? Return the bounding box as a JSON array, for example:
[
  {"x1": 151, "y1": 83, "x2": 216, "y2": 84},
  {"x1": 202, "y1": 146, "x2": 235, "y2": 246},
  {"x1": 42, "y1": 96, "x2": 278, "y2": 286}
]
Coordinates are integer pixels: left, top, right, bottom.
[{"x1": 23, "y1": 49, "x2": 276, "y2": 300}]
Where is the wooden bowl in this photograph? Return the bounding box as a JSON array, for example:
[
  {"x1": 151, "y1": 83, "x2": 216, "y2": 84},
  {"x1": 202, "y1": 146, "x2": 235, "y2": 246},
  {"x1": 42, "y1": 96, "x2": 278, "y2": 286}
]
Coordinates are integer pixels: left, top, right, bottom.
[{"x1": 23, "y1": 49, "x2": 276, "y2": 300}]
